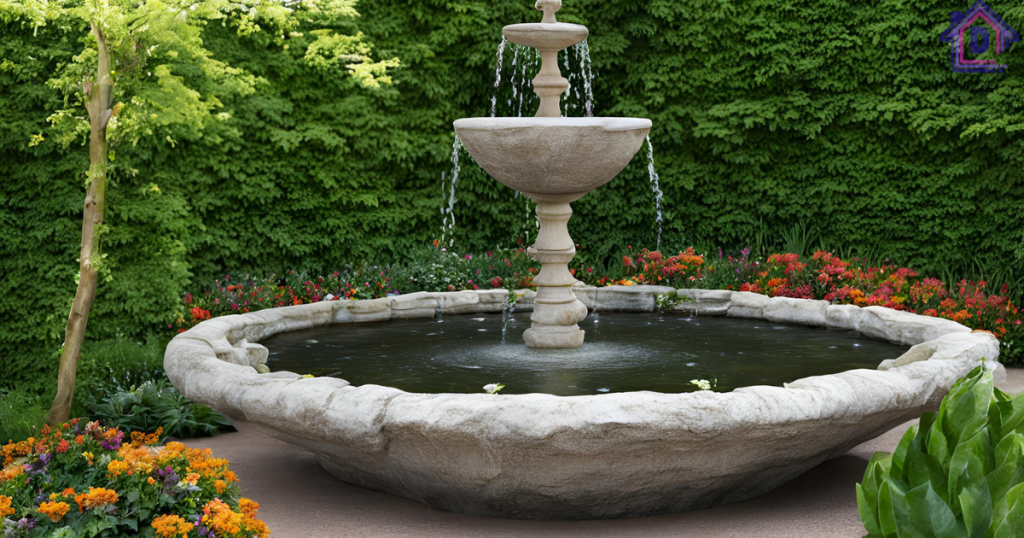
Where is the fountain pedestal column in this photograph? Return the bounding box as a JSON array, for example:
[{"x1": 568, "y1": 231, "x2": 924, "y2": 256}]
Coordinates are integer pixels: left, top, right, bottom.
[{"x1": 523, "y1": 197, "x2": 587, "y2": 348}]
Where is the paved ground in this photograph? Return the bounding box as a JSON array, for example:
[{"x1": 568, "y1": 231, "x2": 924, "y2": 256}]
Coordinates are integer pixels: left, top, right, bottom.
[{"x1": 185, "y1": 368, "x2": 1024, "y2": 538}]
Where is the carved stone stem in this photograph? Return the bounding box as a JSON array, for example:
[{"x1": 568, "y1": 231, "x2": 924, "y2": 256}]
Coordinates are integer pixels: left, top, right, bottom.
[{"x1": 523, "y1": 199, "x2": 586, "y2": 348}]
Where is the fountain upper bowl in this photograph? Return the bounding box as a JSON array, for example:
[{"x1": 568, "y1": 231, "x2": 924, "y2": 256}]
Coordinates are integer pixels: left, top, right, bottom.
[
  {"x1": 453, "y1": 117, "x2": 651, "y2": 200},
  {"x1": 503, "y1": 23, "x2": 588, "y2": 51}
]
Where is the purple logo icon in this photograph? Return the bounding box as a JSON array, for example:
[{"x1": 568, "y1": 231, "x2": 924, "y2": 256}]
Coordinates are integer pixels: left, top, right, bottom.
[{"x1": 941, "y1": 0, "x2": 1019, "y2": 72}]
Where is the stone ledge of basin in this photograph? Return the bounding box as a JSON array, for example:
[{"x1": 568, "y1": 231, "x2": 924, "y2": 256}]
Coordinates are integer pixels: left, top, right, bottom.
[
  {"x1": 880, "y1": 331, "x2": 1005, "y2": 382},
  {"x1": 763, "y1": 297, "x2": 830, "y2": 327},
  {"x1": 162, "y1": 291, "x2": 1003, "y2": 518}
]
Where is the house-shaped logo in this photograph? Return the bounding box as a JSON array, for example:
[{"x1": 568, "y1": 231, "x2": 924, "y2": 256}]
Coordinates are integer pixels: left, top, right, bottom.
[{"x1": 941, "y1": 0, "x2": 1019, "y2": 73}]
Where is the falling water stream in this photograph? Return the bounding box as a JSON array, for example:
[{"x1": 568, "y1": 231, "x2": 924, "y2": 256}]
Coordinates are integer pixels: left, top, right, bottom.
[
  {"x1": 645, "y1": 135, "x2": 663, "y2": 250},
  {"x1": 440, "y1": 135, "x2": 462, "y2": 247},
  {"x1": 490, "y1": 37, "x2": 507, "y2": 117}
]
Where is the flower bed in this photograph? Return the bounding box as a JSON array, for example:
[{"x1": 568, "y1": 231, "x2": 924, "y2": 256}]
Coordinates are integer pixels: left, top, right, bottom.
[
  {"x1": 1, "y1": 420, "x2": 267, "y2": 537},
  {"x1": 171, "y1": 244, "x2": 1023, "y2": 364}
]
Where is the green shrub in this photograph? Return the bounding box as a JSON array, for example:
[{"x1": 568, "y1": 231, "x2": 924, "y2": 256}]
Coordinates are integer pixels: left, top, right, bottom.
[
  {"x1": 0, "y1": 388, "x2": 46, "y2": 444},
  {"x1": 857, "y1": 365, "x2": 1024, "y2": 537},
  {"x1": 84, "y1": 379, "x2": 232, "y2": 440}
]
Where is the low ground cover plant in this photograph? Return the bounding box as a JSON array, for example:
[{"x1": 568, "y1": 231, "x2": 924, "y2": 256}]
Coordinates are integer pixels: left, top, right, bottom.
[
  {"x1": 857, "y1": 365, "x2": 1024, "y2": 537},
  {"x1": 0, "y1": 420, "x2": 266, "y2": 537}
]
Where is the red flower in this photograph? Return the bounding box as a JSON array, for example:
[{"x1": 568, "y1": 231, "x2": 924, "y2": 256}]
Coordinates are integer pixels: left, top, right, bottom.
[{"x1": 190, "y1": 307, "x2": 211, "y2": 321}]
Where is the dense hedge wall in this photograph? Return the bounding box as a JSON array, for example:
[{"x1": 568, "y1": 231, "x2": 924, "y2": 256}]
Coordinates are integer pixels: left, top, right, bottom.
[{"x1": 3, "y1": 0, "x2": 1024, "y2": 388}]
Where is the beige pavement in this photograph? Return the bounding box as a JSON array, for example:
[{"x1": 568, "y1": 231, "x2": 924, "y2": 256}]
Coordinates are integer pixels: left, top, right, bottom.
[{"x1": 186, "y1": 367, "x2": 1024, "y2": 538}]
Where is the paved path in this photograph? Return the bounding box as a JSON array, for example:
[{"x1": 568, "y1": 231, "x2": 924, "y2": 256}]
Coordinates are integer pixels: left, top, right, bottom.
[{"x1": 186, "y1": 368, "x2": 1024, "y2": 538}]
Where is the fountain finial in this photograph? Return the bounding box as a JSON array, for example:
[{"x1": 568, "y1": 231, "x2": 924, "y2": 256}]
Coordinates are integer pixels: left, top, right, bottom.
[{"x1": 536, "y1": 0, "x2": 560, "y2": 23}]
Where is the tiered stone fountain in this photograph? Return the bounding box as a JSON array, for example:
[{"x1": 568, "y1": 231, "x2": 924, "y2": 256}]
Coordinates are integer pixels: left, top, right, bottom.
[
  {"x1": 164, "y1": 0, "x2": 1004, "y2": 521},
  {"x1": 455, "y1": 0, "x2": 650, "y2": 348}
]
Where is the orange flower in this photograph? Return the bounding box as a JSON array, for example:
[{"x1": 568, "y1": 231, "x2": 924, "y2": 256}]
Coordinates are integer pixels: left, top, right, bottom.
[
  {"x1": 215, "y1": 480, "x2": 227, "y2": 494},
  {"x1": 148, "y1": 477, "x2": 157, "y2": 485},
  {"x1": 152, "y1": 514, "x2": 195, "y2": 538},
  {"x1": 107, "y1": 459, "x2": 130, "y2": 478},
  {"x1": 0, "y1": 465, "x2": 24, "y2": 483},
  {"x1": 75, "y1": 487, "x2": 119, "y2": 512},
  {"x1": 39, "y1": 501, "x2": 70, "y2": 522},
  {"x1": 202, "y1": 499, "x2": 244, "y2": 535},
  {"x1": 0, "y1": 495, "x2": 13, "y2": 518},
  {"x1": 62, "y1": 488, "x2": 76, "y2": 497}
]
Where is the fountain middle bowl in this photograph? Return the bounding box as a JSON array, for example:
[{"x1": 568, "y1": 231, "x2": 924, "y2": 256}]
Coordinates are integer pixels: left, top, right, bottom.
[{"x1": 454, "y1": 117, "x2": 651, "y2": 199}]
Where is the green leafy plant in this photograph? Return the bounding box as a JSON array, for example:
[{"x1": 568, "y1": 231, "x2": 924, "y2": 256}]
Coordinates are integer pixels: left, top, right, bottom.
[
  {"x1": 857, "y1": 365, "x2": 1024, "y2": 538},
  {"x1": 0, "y1": 388, "x2": 46, "y2": 443},
  {"x1": 689, "y1": 379, "x2": 716, "y2": 391},
  {"x1": 655, "y1": 290, "x2": 691, "y2": 311},
  {"x1": 84, "y1": 379, "x2": 232, "y2": 440}
]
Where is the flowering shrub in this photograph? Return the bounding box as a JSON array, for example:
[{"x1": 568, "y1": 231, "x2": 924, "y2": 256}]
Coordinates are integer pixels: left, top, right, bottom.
[
  {"x1": 0, "y1": 420, "x2": 268, "y2": 537},
  {"x1": 174, "y1": 244, "x2": 1024, "y2": 364}
]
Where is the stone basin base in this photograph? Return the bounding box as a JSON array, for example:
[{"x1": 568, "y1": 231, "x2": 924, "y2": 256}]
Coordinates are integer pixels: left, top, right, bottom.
[{"x1": 165, "y1": 286, "x2": 1003, "y2": 519}]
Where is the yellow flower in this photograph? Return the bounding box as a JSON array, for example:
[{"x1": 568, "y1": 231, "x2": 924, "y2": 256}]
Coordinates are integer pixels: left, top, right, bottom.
[
  {"x1": 75, "y1": 487, "x2": 119, "y2": 512},
  {"x1": 152, "y1": 514, "x2": 194, "y2": 538},
  {"x1": 38, "y1": 501, "x2": 70, "y2": 522},
  {"x1": 0, "y1": 495, "x2": 14, "y2": 518},
  {"x1": 107, "y1": 459, "x2": 130, "y2": 478}
]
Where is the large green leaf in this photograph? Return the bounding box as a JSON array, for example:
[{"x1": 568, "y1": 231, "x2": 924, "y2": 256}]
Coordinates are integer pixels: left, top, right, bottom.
[
  {"x1": 1000, "y1": 391, "x2": 1024, "y2": 439},
  {"x1": 993, "y1": 483, "x2": 1024, "y2": 538},
  {"x1": 960, "y1": 480, "x2": 993, "y2": 538},
  {"x1": 879, "y1": 479, "x2": 902, "y2": 538},
  {"x1": 988, "y1": 434, "x2": 1024, "y2": 507},
  {"x1": 893, "y1": 425, "x2": 918, "y2": 482},
  {"x1": 907, "y1": 444, "x2": 950, "y2": 506},
  {"x1": 930, "y1": 410, "x2": 953, "y2": 471},
  {"x1": 858, "y1": 482, "x2": 882, "y2": 537},
  {"x1": 942, "y1": 368, "x2": 994, "y2": 447},
  {"x1": 901, "y1": 482, "x2": 961, "y2": 538},
  {"x1": 948, "y1": 430, "x2": 995, "y2": 516}
]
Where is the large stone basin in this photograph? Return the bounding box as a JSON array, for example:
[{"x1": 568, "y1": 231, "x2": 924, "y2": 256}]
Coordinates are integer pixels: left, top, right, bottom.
[
  {"x1": 454, "y1": 117, "x2": 651, "y2": 200},
  {"x1": 164, "y1": 288, "x2": 1005, "y2": 519}
]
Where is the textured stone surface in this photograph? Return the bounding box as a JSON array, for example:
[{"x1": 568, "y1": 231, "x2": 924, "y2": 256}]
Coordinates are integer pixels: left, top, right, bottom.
[
  {"x1": 674, "y1": 289, "x2": 732, "y2": 316},
  {"x1": 763, "y1": 298, "x2": 829, "y2": 327},
  {"x1": 165, "y1": 289, "x2": 997, "y2": 519},
  {"x1": 727, "y1": 291, "x2": 771, "y2": 319}
]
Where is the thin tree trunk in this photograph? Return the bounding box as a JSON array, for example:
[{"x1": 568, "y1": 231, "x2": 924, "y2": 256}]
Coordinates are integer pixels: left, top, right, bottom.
[{"x1": 47, "y1": 24, "x2": 114, "y2": 426}]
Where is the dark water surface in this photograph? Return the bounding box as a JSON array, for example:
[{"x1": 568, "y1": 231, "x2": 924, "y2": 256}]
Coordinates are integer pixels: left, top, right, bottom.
[{"x1": 262, "y1": 312, "x2": 908, "y2": 395}]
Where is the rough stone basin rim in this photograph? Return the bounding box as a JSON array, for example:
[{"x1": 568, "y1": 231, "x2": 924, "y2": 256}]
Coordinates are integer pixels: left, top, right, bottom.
[
  {"x1": 164, "y1": 287, "x2": 1005, "y2": 519},
  {"x1": 453, "y1": 117, "x2": 652, "y2": 197}
]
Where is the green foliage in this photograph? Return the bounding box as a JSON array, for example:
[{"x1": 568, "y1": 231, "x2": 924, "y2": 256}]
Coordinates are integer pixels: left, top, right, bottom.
[
  {"x1": 857, "y1": 365, "x2": 1024, "y2": 538},
  {"x1": 0, "y1": 388, "x2": 47, "y2": 443},
  {"x1": 84, "y1": 379, "x2": 232, "y2": 440},
  {"x1": 4, "y1": 0, "x2": 1024, "y2": 391}
]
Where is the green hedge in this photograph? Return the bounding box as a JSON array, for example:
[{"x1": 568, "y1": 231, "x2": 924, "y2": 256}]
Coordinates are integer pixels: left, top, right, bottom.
[{"x1": 3, "y1": 0, "x2": 1024, "y2": 389}]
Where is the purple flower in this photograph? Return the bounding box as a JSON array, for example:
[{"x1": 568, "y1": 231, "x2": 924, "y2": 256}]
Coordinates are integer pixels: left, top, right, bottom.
[
  {"x1": 100, "y1": 430, "x2": 124, "y2": 450},
  {"x1": 17, "y1": 517, "x2": 36, "y2": 529}
]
